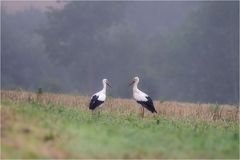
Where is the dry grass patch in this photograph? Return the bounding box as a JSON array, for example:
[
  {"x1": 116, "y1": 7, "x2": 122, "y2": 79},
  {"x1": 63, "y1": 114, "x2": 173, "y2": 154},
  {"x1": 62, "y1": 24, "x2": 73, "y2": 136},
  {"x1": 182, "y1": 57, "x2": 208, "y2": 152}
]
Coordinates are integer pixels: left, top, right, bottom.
[{"x1": 1, "y1": 90, "x2": 239, "y2": 122}]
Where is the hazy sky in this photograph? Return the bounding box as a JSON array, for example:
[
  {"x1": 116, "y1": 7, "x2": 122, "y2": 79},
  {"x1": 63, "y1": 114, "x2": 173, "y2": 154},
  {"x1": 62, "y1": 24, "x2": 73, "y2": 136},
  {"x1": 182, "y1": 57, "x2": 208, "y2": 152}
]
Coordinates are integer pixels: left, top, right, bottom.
[{"x1": 2, "y1": 1, "x2": 67, "y2": 14}]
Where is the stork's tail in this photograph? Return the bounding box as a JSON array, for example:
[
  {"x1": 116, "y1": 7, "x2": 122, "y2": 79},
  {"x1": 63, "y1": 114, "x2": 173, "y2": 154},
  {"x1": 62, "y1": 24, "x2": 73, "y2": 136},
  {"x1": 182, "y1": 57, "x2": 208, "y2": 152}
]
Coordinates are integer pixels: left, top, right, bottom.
[{"x1": 151, "y1": 108, "x2": 157, "y2": 113}]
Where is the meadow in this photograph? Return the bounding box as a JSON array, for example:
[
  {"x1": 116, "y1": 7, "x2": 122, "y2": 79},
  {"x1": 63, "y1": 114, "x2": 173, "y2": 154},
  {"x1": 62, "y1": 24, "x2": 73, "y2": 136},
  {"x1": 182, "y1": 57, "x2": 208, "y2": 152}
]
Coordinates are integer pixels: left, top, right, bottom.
[{"x1": 1, "y1": 90, "x2": 239, "y2": 159}]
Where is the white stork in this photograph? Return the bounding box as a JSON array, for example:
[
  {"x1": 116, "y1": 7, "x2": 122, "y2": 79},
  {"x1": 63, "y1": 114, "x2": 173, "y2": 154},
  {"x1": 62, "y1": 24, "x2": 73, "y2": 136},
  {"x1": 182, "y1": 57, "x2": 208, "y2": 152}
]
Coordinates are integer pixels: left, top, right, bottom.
[
  {"x1": 129, "y1": 76, "x2": 157, "y2": 118},
  {"x1": 89, "y1": 79, "x2": 111, "y2": 111}
]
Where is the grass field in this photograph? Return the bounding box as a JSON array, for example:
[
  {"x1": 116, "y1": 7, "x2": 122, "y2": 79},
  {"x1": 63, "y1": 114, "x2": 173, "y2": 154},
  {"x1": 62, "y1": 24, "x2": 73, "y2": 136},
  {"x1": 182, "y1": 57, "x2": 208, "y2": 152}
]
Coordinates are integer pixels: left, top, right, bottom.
[{"x1": 1, "y1": 90, "x2": 239, "y2": 159}]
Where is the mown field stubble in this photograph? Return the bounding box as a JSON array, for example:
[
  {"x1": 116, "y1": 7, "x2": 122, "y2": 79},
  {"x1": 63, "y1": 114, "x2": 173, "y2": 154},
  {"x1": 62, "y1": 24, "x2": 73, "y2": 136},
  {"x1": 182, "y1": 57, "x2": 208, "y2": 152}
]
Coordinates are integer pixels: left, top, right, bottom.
[{"x1": 1, "y1": 90, "x2": 239, "y2": 159}]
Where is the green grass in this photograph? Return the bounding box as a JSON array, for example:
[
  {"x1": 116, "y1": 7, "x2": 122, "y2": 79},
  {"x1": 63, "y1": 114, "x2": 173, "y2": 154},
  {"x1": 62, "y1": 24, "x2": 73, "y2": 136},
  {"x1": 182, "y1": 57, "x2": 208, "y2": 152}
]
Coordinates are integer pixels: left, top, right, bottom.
[{"x1": 1, "y1": 99, "x2": 239, "y2": 159}]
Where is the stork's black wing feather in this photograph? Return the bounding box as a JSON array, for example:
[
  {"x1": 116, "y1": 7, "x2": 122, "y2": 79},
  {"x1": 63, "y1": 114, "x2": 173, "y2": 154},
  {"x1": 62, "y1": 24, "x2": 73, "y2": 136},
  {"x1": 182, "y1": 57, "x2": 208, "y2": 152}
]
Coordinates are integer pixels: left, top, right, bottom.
[
  {"x1": 89, "y1": 95, "x2": 104, "y2": 110},
  {"x1": 137, "y1": 96, "x2": 157, "y2": 113}
]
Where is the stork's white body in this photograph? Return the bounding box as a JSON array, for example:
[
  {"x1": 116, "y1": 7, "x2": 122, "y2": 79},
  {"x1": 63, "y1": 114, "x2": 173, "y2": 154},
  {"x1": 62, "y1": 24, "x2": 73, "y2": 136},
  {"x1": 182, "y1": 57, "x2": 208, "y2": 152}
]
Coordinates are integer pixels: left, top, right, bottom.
[
  {"x1": 133, "y1": 84, "x2": 149, "y2": 102},
  {"x1": 89, "y1": 79, "x2": 110, "y2": 110},
  {"x1": 91, "y1": 86, "x2": 106, "y2": 102},
  {"x1": 129, "y1": 77, "x2": 157, "y2": 116}
]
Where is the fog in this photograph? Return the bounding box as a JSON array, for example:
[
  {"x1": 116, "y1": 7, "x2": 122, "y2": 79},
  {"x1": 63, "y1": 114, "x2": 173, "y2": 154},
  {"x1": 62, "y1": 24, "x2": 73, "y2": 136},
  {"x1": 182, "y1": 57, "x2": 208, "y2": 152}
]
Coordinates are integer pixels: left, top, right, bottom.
[{"x1": 1, "y1": 1, "x2": 239, "y2": 104}]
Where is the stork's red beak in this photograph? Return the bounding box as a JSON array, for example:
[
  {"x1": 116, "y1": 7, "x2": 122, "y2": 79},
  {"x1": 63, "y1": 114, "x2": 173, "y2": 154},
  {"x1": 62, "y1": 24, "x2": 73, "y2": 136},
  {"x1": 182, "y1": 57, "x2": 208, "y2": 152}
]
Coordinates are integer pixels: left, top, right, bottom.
[
  {"x1": 128, "y1": 80, "x2": 135, "y2": 87},
  {"x1": 106, "y1": 82, "x2": 112, "y2": 88}
]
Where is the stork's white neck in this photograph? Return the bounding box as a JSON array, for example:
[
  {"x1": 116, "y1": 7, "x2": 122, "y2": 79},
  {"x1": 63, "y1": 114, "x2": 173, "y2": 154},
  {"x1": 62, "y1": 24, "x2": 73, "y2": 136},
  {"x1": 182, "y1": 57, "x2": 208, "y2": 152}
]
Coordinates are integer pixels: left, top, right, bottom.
[
  {"x1": 102, "y1": 82, "x2": 107, "y2": 94},
  {"x1": 133, "y1": 80, "x2": 140, "y2": 93}
]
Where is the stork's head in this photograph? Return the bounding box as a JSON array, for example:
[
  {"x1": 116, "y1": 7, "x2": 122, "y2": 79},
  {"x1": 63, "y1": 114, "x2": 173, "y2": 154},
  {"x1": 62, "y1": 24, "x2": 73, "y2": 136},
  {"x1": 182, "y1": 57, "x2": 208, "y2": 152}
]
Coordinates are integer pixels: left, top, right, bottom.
[
  {"x1": 128, "y1": 76, "x2": 139, "y2": 86},
  {"x1": 103, "y1": 79, "x2": 112, "y2": 88},
  {"x1": 134, "y1": 76, "x2": 139, "y2": 82}
]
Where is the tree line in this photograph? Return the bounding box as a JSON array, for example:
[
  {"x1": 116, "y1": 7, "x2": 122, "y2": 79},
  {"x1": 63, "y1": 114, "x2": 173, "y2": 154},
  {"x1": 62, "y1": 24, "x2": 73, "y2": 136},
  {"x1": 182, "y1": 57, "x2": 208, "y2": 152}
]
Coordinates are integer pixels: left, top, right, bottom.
[{"x1": 2, "y1": 1, "x2": 239, "y2": 104}]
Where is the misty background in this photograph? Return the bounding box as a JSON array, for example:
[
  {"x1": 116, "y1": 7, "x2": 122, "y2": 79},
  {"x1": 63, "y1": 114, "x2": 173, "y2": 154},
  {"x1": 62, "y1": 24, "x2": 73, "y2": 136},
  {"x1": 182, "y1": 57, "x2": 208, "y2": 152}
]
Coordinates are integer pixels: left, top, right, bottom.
[{"x1": 1, "y1": 1, "x2": 239, "y2": 104}]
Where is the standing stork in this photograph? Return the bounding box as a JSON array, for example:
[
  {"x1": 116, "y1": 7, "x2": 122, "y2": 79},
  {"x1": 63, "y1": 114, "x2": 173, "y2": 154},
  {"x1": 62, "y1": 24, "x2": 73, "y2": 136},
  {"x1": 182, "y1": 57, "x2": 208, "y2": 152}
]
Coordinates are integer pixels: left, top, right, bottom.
[
  {"x1": 129, "y1": 76, "x2": 157, "y2": 118},
  {"x1": 89, "y1": 79, "x2": 111, "y2": 114}
]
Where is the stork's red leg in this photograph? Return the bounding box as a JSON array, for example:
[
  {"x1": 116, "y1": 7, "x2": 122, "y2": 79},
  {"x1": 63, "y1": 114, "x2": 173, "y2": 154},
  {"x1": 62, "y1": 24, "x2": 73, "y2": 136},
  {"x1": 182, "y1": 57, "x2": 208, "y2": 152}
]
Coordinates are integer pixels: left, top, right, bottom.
[
  {"x1": 143, "y1": 108, "x2": 144, "y2": 117},
  {"x1": 140, "y1": 107, "x2": 144, "y2": 118},
  {"x1": 139, "y1": 107, "x2": 142, "y2": 117},
  {"x1": 91, "y1": 110, "x2": 94, "y2": 118}
]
